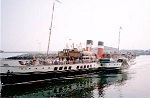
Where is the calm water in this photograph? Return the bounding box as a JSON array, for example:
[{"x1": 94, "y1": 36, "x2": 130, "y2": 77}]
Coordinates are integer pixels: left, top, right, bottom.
[{"x1": 1, "y1": 55, "x2": 150, "y2": 98}]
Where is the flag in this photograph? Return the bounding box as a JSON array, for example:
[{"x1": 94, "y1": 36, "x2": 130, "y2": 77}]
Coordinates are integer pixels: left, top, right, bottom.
[
  {"x1": 55, "y1": 0, "x2": 62, "y2": 3},
  {"x1": 120, "y1": 26, "x2": 122, "y2": 30}
]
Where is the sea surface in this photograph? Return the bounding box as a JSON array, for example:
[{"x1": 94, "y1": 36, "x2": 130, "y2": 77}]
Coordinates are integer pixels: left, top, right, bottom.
[{"x1": 0, "y1": 55, "x2": 150, "y2": 98}]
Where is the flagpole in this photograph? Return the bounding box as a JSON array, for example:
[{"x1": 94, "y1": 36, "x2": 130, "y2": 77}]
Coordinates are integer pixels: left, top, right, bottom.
[
  {"x1": 118, "y1": 27, "x2": 122, "y2": 52},
  {"x1": 46, "y1": 1, "x2": 55, "y2": 57},
  {"x1": 46, "y1": 0, "x2": 61, "y2": 57}
]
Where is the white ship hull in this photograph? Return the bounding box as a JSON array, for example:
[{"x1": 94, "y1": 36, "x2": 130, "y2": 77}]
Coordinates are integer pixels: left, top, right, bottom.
[
  {"x1": 100, "y1": 62, "x2": 122, "y2": 70},
  {"x1": 1, "y1": 60, "x2": 123, "y2": 74},
  {"x1": 1, "y1": 60, "x2": 99, "y2": 74},
  {"x1": 0, "y1": 60, "x2": 123, "y2": 86}
]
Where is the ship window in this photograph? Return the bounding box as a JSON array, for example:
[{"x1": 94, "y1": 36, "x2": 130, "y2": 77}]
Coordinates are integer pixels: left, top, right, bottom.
[
  {"x1": 35, "y1": 68, "x2": 37, "y2": 69},
  {"x1": 4, "y1": 64, "x2": 9, "y2": 66},
  {"x1": 87, "y1": 65, "x2": 89, "y2": 68},
  {"x1": 76, "y1": 66, "x2": 79, "y2": 69},
  {"x1": 59, "y1": 67, "x2": 63, "y2": 70},
  {"x1": 48, "y1": 67, "x2": 50, "y2": 69},
  {"x1": 90, "y1": 65, "x2": 92, "y2": 67},
  {"x1": 64, "y1": 66, "x2": 67, "y2": 70},
  {"x1": 84, "y1": 65, "x2": 86, "y2": 68},
  {"x1": 42, "y1": 67, "x2": 44, "y2": 69},
  {"x1": 69, "y1": 66, "x2": 72, "y2": 70},
  {"x1": 80, "y1": 66, "x2": 83, "y2": 69},
  {"x1": 54, "y1": 67, "x2": 58, "y2": 70},
  {"x1": 29, "y1": 68, "x2": 31, "y2": 69}
]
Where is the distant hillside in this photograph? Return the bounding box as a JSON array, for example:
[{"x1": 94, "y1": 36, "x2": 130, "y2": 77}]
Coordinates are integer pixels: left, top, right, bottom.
[
  {"x1": 92, "y1": 46, "x2": 150, "y2": 56},
  {"x1": 92, "y1": 46, "x2": 118, "y2": 54},
  {"x1": 0, "y1": 50, "x2": 4, "y2": 53},
  {"x1": 121, "y1": 49, "x2": 150, "y2": 56}
]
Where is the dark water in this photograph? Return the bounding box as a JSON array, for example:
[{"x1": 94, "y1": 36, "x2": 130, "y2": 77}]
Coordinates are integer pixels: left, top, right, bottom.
[{"x1": 1, "y1": 55, "x2": 150, "y2": 98}]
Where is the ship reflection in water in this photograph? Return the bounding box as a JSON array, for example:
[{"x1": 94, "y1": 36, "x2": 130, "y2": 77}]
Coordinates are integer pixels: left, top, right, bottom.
[{"x1": 1, "y1": 71, "x2": 128, "y2": 98}]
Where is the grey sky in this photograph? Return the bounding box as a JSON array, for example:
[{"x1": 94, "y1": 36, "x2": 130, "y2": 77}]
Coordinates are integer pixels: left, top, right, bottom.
[{"x1": 1, "y1": 0, "x2": 150, "y2": 51}]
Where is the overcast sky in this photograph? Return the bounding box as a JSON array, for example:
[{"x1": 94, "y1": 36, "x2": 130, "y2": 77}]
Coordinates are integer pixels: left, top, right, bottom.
[{"x1": 1, "y1": 0, "x2": 150, "y2": 51}]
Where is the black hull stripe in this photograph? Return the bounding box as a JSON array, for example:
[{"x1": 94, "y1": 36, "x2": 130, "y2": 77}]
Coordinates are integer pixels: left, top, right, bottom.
[{"x1": 1, "y1": 68, "x2": 121, "y2": 86}]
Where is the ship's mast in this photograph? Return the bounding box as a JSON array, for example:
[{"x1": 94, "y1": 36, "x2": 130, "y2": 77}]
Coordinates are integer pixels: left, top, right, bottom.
[
  {"x1": 118, "y1": 26, "x2": 122, "y2": 52},
  {"x1": 47, "y1": 0, "x2": 61, "y2": 56}
]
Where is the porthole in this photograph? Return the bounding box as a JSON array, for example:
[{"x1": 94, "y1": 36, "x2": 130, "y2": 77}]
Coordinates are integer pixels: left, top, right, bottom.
[
  {"x1": 69, "y1": 66, "x2": 72, "y2": 70},
  {"x1": 59, "y1": 67, "x2": 63, "y2": 70},
  {"x1": 54, "y1": 67, "x2": 58, "y2": 70},
  {"x1": 87, "y1": 65, "x2": 89, "y2": 68},
  {"x1": 76, "y1": 66, "x2": 79, "y2": 69},
  {"x1": 64, "y1": 66, "x2": 67, "y2": 70},
  {"x1": 80, "y1": 66, "x2": 83, "y2": 69},
  {"x1": 84, "y1": 65, "x2": 86, "y2": 68}
]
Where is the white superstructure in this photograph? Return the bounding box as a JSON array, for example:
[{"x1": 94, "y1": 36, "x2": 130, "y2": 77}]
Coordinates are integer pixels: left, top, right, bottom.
[{"x1": 1, "y1": 60, "x2": 98, "y2": 74}]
